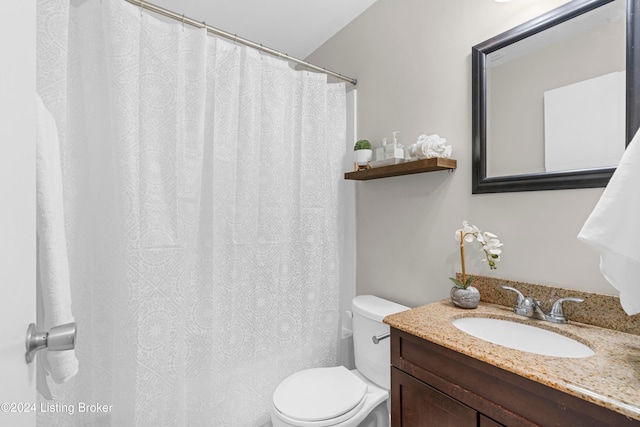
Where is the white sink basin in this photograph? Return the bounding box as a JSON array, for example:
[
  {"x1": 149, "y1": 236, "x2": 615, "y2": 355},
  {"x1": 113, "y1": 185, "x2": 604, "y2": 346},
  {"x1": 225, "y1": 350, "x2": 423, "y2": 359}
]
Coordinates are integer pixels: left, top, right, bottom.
[{"x1": 452, "y1": 317, "x2": 594, "y2": 358}]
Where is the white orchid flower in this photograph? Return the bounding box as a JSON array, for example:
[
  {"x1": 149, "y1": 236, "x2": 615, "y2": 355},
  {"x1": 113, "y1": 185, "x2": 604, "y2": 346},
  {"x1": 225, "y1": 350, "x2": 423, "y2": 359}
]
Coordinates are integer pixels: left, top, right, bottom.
[
  {"x1": 451, "y1": 220, "x2": 503, "y2": 288},
  {"x1": 463, "y1": 221, "x2": 479, "y2": 234},
  {"x1": 482, "y1": 231, "x2": 497, "y2": 240},
  {"x1": 456, "y1": 221, "x2": 480, "y2": 243},
  {"x1": 484, "y1": 239, "x2": 502, "y2": 251},
  {"x1": 483, "y1": 238, "x2": 502, "y2": 268}
]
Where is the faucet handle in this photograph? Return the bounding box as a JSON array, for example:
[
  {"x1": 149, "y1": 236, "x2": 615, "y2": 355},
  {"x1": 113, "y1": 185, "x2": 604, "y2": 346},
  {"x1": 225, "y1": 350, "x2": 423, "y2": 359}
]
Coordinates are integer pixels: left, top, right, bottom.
[
  {"x1": 501, "y1": 286, "x2": 534, "y2": 317},
  {"x1": 501, "y1": 286, "x2": 525, "y2": 304},
  {"x1": 548, "y1": 297, "x2": 584, "y2": 324}
]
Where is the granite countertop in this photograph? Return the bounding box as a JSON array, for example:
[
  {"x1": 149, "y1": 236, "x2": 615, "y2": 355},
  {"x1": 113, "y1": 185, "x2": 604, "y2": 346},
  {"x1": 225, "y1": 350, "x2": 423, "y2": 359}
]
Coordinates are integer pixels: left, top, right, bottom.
[{"x1": 384, "y1": 300, "x2": 640, "y2": 421}]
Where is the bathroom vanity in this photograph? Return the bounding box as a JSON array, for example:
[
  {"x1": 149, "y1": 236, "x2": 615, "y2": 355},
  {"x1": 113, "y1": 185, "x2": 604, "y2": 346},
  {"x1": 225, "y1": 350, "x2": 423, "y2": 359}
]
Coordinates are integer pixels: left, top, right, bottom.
[{"x1": 385, "y1": 296, "x2": 640, "y2": 427}]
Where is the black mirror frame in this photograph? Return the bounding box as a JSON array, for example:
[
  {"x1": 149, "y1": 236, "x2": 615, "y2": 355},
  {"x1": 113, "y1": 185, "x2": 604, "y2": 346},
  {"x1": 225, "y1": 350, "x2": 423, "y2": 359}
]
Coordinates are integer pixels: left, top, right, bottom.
[{"x1": 472, "y1": 0, "x2": 640, "y2": 194}]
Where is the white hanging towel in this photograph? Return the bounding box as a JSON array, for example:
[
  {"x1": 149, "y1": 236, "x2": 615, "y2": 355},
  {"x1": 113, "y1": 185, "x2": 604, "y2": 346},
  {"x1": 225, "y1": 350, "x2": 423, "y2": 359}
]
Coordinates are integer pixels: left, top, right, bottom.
[
  {"x1": 36, "y1": 95, "x2": 79, "y2": 393},
  {"x1": 578, "y1": 128, "x2": 640, "y2": 315}
]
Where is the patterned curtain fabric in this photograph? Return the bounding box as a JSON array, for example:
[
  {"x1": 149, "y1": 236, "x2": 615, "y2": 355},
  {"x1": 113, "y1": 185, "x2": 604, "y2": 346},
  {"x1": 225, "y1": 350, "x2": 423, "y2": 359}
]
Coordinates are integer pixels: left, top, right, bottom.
[{"x1": 37, "y1": 0, "x2": 347, "y2": 425}]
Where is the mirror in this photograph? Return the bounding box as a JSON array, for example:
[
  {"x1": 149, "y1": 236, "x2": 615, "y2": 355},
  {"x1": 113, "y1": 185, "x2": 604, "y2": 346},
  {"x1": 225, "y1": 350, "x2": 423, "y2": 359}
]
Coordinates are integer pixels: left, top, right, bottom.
[{"x1": 472, "y1": 0, "x2": 640, "y2": 193}]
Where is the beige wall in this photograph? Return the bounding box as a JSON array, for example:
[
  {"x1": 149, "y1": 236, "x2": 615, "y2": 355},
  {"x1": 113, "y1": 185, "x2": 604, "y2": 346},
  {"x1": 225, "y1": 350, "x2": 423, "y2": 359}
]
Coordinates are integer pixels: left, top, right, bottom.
[{"x1": 307, "y1": 0, "x2": 618, "y2": 308}]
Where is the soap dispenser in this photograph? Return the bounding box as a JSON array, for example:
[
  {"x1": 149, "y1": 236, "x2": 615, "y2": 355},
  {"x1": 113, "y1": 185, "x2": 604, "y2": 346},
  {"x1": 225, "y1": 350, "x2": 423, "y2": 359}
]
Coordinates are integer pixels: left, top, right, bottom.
[
  {"x1": 376, "y1": 138, "x2": 387, "y2": 161},
  {"x1": 389, "y1": 131, "x2": 404, "y2": 159},
  {"x1": 384, "y1": 135, "x2": 394, "y2": 159}
]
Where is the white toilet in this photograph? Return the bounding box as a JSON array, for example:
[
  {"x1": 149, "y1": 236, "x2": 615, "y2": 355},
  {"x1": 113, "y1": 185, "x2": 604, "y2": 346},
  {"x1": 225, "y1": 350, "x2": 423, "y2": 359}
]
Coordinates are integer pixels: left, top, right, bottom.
[{"x1": 271, "y1": 295, "x2": 409, "y2": 427}]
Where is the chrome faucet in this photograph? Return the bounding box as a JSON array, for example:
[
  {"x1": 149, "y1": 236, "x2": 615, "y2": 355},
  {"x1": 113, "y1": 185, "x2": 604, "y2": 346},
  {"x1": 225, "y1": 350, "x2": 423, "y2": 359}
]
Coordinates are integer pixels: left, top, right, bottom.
[{"x1": 501, "y1": 286, "x2": 583, "y2": 324}]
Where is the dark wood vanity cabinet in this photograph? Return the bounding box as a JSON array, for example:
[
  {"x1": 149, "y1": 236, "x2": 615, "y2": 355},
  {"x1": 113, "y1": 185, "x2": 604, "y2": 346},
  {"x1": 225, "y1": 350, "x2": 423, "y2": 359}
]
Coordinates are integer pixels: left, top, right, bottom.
[
  {"x1": 390, "y1": 328, "x2": 640, "y2": 427},
  {"x1": 392, "y1": 368, "x2": 492, "y2": 426}
]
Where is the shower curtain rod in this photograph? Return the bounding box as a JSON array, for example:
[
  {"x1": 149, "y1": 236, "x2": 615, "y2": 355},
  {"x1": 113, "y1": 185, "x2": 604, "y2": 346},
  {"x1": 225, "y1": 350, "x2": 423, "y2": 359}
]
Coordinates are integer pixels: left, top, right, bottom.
[{"x1": 124, "y1": 0, "x2": 358, "y2": 85}]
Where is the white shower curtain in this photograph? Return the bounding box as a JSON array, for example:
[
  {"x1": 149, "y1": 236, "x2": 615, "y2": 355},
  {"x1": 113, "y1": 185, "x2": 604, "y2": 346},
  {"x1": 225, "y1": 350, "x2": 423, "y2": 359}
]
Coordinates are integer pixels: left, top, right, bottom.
[{"x1": 36, "y1": 0, "x2": 347, "y2": 425}]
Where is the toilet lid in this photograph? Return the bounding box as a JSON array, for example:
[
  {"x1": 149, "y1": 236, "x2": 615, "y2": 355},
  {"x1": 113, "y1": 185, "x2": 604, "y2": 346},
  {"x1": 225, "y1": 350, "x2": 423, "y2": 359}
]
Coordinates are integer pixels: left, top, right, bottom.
[{"x1": 273, "y1": 366, "x2": 368, "y2": 422}]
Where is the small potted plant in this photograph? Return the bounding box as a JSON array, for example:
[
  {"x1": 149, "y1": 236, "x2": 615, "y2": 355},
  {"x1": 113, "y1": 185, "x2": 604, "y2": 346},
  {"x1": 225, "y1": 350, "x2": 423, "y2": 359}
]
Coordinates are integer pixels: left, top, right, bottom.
[
  {"x1": 450, "y1": 221, "x2": 502, "y2": 308},
  {"x1": 354, "y1": 139, "x2": 372, "y2": 168}
]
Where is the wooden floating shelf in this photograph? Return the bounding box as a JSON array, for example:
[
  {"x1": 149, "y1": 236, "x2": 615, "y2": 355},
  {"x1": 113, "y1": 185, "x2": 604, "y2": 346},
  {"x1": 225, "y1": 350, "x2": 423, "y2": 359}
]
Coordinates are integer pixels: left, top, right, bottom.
[{"x1": 344, "y1": 158, "x2": 457, "y2": 181}]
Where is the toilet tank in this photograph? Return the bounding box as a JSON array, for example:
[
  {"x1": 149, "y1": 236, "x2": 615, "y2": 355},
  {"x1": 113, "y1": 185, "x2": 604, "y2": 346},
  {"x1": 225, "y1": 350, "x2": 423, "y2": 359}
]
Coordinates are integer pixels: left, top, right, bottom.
[{"x1": 352, "y1": 295, "x2": 409, "y2": 390}]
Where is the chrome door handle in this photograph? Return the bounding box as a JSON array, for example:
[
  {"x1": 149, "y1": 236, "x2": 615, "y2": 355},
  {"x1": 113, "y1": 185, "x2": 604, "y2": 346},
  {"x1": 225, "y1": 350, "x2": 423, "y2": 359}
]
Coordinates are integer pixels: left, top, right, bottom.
[{"x1": 25, "y1": 322, "x2": 76, "y2": 364}]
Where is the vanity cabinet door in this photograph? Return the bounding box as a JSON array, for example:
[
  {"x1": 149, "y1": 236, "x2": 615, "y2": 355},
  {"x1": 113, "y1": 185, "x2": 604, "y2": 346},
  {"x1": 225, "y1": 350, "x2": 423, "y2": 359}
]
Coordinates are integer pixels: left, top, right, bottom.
[{"x1": 391, "y1": 367, "x2": 478, "y2": 427}]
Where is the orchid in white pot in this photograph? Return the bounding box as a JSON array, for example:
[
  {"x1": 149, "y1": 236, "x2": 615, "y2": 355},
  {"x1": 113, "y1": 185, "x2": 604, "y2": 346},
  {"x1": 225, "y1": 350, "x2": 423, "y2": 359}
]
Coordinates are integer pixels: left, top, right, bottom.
[{"x1": 449, "y1": 221, "x2": 502, "y2": 308}]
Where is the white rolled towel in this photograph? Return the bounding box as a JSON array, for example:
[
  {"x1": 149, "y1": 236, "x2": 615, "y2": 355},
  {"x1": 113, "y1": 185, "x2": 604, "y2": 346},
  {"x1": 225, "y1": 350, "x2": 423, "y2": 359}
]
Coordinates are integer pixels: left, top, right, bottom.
[{"x1": 415, "y1": 134, "x2": 452, "y2": 159}]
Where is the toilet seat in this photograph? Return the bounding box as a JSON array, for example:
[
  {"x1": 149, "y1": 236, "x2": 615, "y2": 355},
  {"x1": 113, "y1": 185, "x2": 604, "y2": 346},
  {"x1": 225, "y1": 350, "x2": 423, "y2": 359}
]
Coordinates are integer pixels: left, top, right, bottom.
[{"x1": 272, "y1": 366, "x2": 368, "y2": 426}]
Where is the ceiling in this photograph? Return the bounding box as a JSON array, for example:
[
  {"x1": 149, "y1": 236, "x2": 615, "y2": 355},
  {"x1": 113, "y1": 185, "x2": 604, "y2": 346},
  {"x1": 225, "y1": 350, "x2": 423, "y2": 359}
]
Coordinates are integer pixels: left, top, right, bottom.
[{"x1": 148, "y1": 0, "x2": 378, "y2": 59}]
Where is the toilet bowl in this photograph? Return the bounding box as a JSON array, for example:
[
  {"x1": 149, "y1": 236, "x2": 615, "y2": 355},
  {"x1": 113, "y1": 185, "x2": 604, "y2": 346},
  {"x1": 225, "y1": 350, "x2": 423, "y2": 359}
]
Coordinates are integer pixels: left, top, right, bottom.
[
  {"x1": 271, "y1": 367, "x2": 388, "y2": 427},
  {"x1": 270, "y1": 295, "x2": 409, "y2": 427}
]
